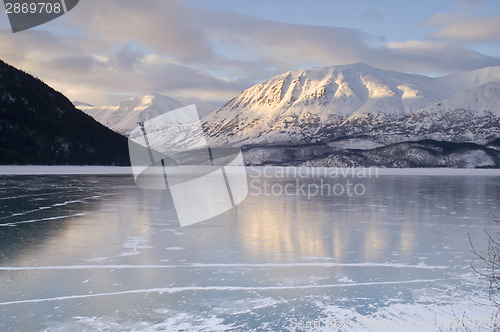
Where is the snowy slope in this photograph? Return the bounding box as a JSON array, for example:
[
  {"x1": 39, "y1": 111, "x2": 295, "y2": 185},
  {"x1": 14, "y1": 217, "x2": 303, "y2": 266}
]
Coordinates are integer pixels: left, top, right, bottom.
[
  {"x1": 436, "y1": 66, "x2": 500, "y2": 93},
  {"x1": 418, "y1": 78, "x2": 500, "y2": 117},
  {"x1": 76, "y1": 94, "x2": 184, "y2": 135}
]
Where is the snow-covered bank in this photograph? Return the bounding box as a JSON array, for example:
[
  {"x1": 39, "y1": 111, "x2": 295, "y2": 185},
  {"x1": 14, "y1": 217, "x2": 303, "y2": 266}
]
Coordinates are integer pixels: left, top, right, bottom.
[
  {"x1": 0, "y1": 166, "x2": 133, "y2": 175},
  {"x1": 0, "y1": 166, "x2": 499, "y2": 176}
]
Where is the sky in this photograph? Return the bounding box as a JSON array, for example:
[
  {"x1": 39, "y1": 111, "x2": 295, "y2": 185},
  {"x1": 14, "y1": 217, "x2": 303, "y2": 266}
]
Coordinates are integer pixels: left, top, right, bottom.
[{"x1": 0, "y1": 0, "x2": 499, "y2": 115}]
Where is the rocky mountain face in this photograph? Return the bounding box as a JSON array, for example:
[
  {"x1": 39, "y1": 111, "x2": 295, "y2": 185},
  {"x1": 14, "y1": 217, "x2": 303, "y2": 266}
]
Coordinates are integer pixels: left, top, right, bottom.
[{"x1": 0, "y1": 60, "x2": 130, "y2": 165}]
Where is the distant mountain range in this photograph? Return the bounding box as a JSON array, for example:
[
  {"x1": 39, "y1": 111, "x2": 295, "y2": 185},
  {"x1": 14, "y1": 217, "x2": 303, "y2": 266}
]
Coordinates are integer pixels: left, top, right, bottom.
[
  {"x1": 149, "y1": 63, "x2": 500, "y2": 168},
  {"x1": 0, "y1": 60, "x2": 130, "y2": 165}
]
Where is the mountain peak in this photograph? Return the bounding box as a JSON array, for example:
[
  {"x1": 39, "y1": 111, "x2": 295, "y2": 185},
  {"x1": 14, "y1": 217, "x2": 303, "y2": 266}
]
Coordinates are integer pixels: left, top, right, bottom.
[
  {"x1": 80, "y1": 94, "x2": 184, "y2": 135},
  {"x1": 207, "y1": 63, "x2": 441, "y2": 123},
  {"x1": 117, "y1": 93, "x2": 182, "y2": 112}
]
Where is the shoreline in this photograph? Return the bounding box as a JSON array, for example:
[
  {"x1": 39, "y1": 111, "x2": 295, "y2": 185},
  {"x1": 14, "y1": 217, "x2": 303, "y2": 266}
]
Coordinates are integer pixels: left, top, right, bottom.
[{"x1": 0, "y1": 165, "x2": 499, "y2": 176}]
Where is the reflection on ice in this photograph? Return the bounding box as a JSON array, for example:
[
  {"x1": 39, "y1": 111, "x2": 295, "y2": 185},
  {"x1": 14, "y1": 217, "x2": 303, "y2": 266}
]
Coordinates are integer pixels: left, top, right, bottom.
[{"x1": 0, "y1": 171, "x2": 499, "y2": 331}]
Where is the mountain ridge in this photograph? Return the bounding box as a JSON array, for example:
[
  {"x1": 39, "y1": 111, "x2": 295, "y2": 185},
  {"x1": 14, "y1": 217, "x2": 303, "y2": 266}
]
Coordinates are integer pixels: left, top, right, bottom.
[{"x1": 0, "y1": 59, "x2": 131, "y2": 165}]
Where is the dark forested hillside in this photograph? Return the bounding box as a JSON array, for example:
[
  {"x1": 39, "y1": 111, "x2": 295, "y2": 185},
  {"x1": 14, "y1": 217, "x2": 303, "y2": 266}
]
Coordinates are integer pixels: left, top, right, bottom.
[{"x1": 0, "y1": 59, "x2": 130, "y2": 165}]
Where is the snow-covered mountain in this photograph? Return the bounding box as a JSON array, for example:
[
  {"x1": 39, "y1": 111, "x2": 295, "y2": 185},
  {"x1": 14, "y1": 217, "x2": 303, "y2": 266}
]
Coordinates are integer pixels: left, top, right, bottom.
[
  {"x1": 75, "y1": 94, "x2": 184, "y2": 135},
  {"x1": 202, "y1": 63, "x2": 500, "y2": 147}
]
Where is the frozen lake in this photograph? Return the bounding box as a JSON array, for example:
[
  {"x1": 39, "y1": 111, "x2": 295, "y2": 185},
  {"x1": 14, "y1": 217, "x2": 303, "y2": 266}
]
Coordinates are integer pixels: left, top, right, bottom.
[{"x1": 0, "y1": 167, "x2": 499, "y2": 331}]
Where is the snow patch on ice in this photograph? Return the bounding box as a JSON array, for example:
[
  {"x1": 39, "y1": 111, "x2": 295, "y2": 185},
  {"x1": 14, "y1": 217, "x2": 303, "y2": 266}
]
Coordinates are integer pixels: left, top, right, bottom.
[{"x1": 338, "y1": 277, "x2": 354, "y2": 283}]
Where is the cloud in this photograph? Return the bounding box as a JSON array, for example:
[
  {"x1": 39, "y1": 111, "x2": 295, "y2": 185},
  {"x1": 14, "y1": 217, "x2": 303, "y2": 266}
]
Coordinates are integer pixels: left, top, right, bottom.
[
  {"x1": 0, "y1": 28, "x2": 76, "y2": 68},
  {"x1": 68, "y1": 0, "x2": 215, "y2": 63},
  {"x1": 40, "y1": 53, "x2": 248, "y2": 110},
  {"x1": 382, "y1": 40, "x2": 500, "y2": 72},
  {"x1": 207, "y1": 17, "x2": 372, "y2": 69},
  {"x1": 203, "y1": 12, "x2": 500, "y2": 74},
  {"x1": 112, "y1": 46, "x2": 145, "y2": 71},
  {"x1": 426, "y1": 14, "x2": 500, "y2": 42}
]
